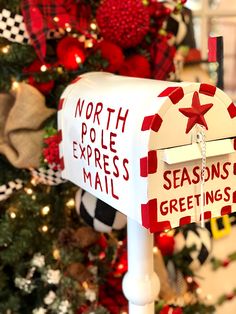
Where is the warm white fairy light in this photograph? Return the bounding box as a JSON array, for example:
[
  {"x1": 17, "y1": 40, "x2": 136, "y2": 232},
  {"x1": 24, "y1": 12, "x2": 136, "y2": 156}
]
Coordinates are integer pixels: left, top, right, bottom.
[
  {"x1": 66, "y1": 198, "x2": 75, "y2": 208},
  {"x1": 40, "y1": 64, "x2": 47, "y2": 72},
  {"x1": 41, "y1": 205, "x2": 50, "y2": 216},
  {"x1": 12, "y1": 81, "x2": 19, "y2": 90},
  {"x1": 153, "y1": 246, "x2": 158, "y2": 254},
  {"x1": 76, "y1": 55, "x2": 82, "y2": 64},
  {"x1": 90, "y1": 22, "x2": 97, "y2": 30},
  {"x1": 206, "y1": 294, "x2": 212, "y2": 301},
  {"x1": 65, "y1": 23, "x2": 72, "y2": 32},
  {"x1": 53, "y1": 16, "x2": 59, "y2": 22},
  {"x1": 2, "y1": 45, "x2": 10, "y2": 54},
  {"x1": 196, "y1": 287, "x2": 202, "y2": 295},
  {"x1": 57, "y1": 66, "x2": 63, "y2": 74},
  {"x1": 85, "y1": 40, "x2": 93, "y2": 48},
  {"x1": 79, "y1": 35, "x2": 86, "y2": 42},
  {"x1": 41, "y1": 225, "x2": 48, "y2": 233},
  {"x1": 53, "y1": 248, "x2": 60, "y2": 260},
  {"x1": 186, "y1": 276, "x2": 193, "y2": 283},
  {"x1": 25, "y1": 187, "x2": 33, "y2": 195},
  {"x1": 10, "y1": 212, "x2": 16, "y2": 219}
]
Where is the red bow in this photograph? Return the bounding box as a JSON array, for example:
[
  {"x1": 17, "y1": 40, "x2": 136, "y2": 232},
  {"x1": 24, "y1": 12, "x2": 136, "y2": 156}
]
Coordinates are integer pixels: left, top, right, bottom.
[{"x1": 21, "y1": 0, "x2": 90, "y2": 60}]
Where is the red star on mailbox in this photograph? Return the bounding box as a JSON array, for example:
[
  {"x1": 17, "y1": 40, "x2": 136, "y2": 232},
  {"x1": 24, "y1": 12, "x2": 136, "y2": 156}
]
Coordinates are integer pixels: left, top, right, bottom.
[{"x1": 179, "y1": 91, "x2": 213, "y2": 133}]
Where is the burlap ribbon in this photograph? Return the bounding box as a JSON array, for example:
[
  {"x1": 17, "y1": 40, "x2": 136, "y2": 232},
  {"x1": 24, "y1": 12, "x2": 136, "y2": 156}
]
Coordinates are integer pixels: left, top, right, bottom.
[{"x1": 0, "y1": 83, "x2": 55, "y2": 168}]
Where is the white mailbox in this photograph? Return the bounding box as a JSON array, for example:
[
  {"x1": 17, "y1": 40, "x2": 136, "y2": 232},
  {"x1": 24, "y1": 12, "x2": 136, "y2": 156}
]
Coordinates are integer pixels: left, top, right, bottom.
[{"x1": 58, "y1": 72, "x2": 236, "y2": 233}]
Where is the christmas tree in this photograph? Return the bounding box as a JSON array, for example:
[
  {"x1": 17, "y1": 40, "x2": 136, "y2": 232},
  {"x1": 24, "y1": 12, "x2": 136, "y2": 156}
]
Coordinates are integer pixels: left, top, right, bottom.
[{"x1": 0, "y1": 0, "x2": 217, "y2": 313}]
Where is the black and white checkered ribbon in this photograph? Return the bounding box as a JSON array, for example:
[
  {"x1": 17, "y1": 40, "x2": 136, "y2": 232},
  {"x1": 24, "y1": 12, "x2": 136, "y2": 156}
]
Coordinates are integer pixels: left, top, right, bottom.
[
  {"x1": 0, "y1": 178, "x2": 24, "y2": 201},
  {"x1": 30, "y1": 165, "x2": 66, "y2": 186},
  {"x1": 0, "y1": 9, "x2": 65, "y2": 45}
]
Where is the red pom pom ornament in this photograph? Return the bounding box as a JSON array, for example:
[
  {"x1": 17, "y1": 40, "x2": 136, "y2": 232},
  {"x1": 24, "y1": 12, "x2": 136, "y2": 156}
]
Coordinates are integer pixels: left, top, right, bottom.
[
  {"x1": 119, "y1": 54, "x2": 151, "y2": 78},
  {"x1": 96, "y1": 0, "x2": 150, "y2": 48},
  {"x1": 98, "y1": 40, "x2": 124, "y2": 72}
]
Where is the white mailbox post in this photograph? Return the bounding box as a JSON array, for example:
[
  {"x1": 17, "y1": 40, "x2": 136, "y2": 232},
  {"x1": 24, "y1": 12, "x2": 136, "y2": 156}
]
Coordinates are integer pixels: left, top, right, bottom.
[{"x1": 58, "y1": 72, "x2": 236, "y2": 313}]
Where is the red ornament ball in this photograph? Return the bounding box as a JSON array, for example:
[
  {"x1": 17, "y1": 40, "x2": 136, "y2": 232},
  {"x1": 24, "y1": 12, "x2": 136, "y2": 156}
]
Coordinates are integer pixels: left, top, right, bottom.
[
  {"x1": 98, "y1": 40, "x2": 124, "y2": 72},
  {"x1": 96, "y1": 0, "x2": 150, "y2": 48},
  {"x1": 57, "y1": 36, "x2": 86, "y2": 70},
  {"x1": 155, "y1": 232, "x2": 175, "y2": 256},
  {"x1": 119, "y1": 54, "x2": 151, "y2": 78}
]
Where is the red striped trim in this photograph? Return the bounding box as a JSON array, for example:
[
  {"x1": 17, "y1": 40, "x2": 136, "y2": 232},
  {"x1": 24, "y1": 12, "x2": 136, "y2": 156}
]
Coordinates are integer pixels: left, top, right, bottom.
[
  {"x1": 199, "y1": 84, "x2": 216, "y2": 97},
  {"x1": 58, "y1": 129, "x2": 62, "y2": 143},
  {"x1": 233, "y1": 191, "x2": 236, "y2": 203},
  {"x1": 179, "y1": 216, "x2": 191, "y2": 226},
  {"x1": 58, "y1": 98, "x2": 65, "y2": 111},
  {"x1": 141, "y1": 115, "x2": 154, "y2": 131},
  {"x1": 140, "y1": 151, "x2": 158, "y2": 177},
  {"x1": 60, "y1": 157, "x2": 65, "y2": 170},
  {"x1": 200, "y1": 211, "x2": 212, "y2": 221},
  {"x1": 148, "y1": 150, "x2": 158, "y2": 174},
  {"x1": 227, "y1": 102, "x2": 236, "y2": 118},
  {"x1": 221, "y1": 205, "x2": 232, "y2": 216},
  {"x1": 141, "y1": 199, "x2": 171, "y2": 233},
  {"x1": 141, "y1": 114, "x2": 163, "y2": 132},
  {"x1": 234, "y1": 163, "x2": 236, "y2": 175},
  {"x1": 234, "y1": 139, "x2": 236, "y2": 150},
  {"x1": 71, "y1": 76, "x2": 81, "y2": 84},
  {"x1": 140, "y1": 157, "x2": 148, "y2": 177},
  {"x1": 158, "y1": 87, "x2": 184, "y2": 104}
]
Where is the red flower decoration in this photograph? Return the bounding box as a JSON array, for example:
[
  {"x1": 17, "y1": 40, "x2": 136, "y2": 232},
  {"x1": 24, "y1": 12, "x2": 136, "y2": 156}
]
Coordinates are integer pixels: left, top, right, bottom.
[
  {"x1": 119, "y1": 55, "x2": 151, "y2": 78},
  {"x1": 43, "y1": 133, "x2": 61, "y2": 170},
  {"x1": 96, "y1": 0, "x2": 150, "y2": 48},
  {"x1": 155, "y1": 232, "x2": 175, "y2": 256},
  {"x1": 57, "y1": 36, "x2": 86, "y2": 70},
  {"x1": 98, "y1": 40, "x2": 124, "y2": 73}
]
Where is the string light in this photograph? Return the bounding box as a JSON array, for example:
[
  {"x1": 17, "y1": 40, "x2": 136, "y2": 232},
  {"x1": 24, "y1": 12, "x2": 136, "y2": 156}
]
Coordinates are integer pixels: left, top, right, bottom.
[
  {"x1": 153, "y1": 246, "x2": 158, "y2": 254},
  {"x1": 65, "y1": 23, "x2": 72, "y2": 32},
  {"x1": 90, "y1": 22, "x2": 97, "y2": 30},
  {"x1": 41, "y1": 205, "x2": 50, "y2": 216},
  {"x1": 25, "y1": 187, "x2": 33, "y2": 195},
  {"x1": 53, "y1": 16, "x2": 59, "y2": 22},
  {"x1": 82, "y1": 281, "x2": 89, "y2": 289},
  {"x1": 2, "y1": 45, "x2": 10, "y2": 54},
  {"x1": 75, "y1": 56, "x2": 82, "y2": 64},
  {"x1": 85, "y1": 40, "x2": 93, "y2": 48},
  {"x1": 41, "y1": 225, "x2": 48, "y2": 233},
  {"x1": 186, "y1": 276, "x2": 193, "y2": 283},
  {"x1": 53, "y1": 248, "x2": 60, "y2": 260},
  {"x1": 12, "y1": 81, "x2": 19, "y2": 90},
  {"x1": 10, "y1": 212, "x2": 16, "y2": 219},
  {"x1": 66, "y1": 198, "x2": 75, "y2": 208},
  {"x1": 40, "y1": 64, "x2": 47, "y2": 72},
  {"x1": 57, "y1": 66, "x2": 63, "y2": 74}
]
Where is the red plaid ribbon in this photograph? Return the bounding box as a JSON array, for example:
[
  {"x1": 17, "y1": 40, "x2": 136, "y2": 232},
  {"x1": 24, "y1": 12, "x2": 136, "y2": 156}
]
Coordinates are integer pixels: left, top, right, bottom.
[
  {"x1": 21, "y1": 0, "x2": 90, "y2": 60},
  {"x1": 151, "y1": 38, "x2": 176, "y2": 80}
]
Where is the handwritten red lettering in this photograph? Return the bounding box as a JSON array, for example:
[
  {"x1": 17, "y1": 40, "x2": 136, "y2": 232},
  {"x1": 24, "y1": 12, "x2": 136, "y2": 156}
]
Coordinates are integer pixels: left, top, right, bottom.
[{"x1": 73, "y1": 141, "x2": 78, "y2": 159}]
